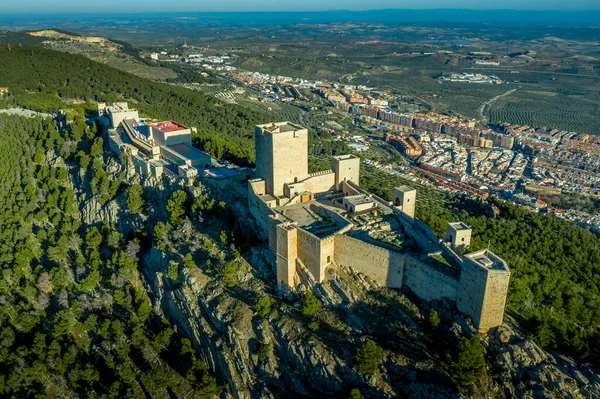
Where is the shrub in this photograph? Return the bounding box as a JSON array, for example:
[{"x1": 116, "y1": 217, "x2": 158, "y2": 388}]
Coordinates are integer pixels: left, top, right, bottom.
[
  {"x1": 166, "y1": 190, "x2": 188, "y2": 225},
  {"x1": 222, "y1": 260, "x2": 238, "y2": 287},
  {"x1": 125, "y1": 184, "x2": 144, "y2": 214},
  {"x1": 349, "y1": 388, "x2": 364, "y2": 399},
  {"x1": 256, "y1": 343, "x2": 271, "y2": 362},
  {"x1": 444, "y1": 336, "x2": 485, "y2": 393},
  {"x1": 302, "y1": 290, "x2": 321, "y2": 317},
  {"x1": 426, "y1": 309, "x2": 441, "y2": 330},
  {"x1": 183, "y1": 253, "x2": 197, "y2": 270},
  {"x1": 355, "y1": 340, "x2": 383, "y2": 377},
  {"x1": 167, "y1": 263, "x2": 179, "y2": 281},
  {"x1": 255, "y1": 296, "x2": 272, "y2": 318},
  {"x1": 308, "y1": 320, "x2": 320, "y2": 331}
]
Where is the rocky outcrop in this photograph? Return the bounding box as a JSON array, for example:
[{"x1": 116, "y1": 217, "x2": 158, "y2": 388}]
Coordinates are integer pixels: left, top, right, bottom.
[
  {"x1": 93, "y1": 161, "x2": 599, "y2": 399},
  {"x1": 489, "y1": 323, "x2": 600, "y2": 398}
]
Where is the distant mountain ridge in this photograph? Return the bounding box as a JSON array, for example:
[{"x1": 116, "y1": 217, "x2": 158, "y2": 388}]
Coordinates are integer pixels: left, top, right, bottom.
[{"x1": 1, "y1": 9, "x2": 600, "y2": 29}]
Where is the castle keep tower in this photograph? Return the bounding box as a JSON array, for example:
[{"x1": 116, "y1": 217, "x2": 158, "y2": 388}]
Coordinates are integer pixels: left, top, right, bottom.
[
  {"x1": 255, "y1": 122, "x2": 308, "y2": 197},
  {"x1": 393, "y1": 186, "x2": 416, "y2": 218},
  {"x1": 457, "y1": 249, "x2": 511, "y2": 333}
]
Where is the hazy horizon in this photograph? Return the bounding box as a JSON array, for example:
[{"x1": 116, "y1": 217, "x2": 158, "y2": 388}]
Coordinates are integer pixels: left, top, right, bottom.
[
  {"x1": 1, "y1": 0, "x2": 599, "y2": 14},
  {"x1": 2, "y1": 8, "x2": 600, "y2": 30}
]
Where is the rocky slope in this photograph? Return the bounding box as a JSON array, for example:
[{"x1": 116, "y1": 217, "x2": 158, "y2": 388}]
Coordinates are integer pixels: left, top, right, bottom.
[{"x1": 81, "y1": 157, "x2": 600, "y2": 399}]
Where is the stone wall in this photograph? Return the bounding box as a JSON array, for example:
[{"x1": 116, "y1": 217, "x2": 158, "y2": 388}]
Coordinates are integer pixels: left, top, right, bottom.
[
  {"x1": 479, "y1": 271, "x2": 511, "y2": 332},
  {"x1": 393, "y1": 209, "x2": 441, "y2": 253},
  {"x1": 284, "y1": 171, "x2": 335, "y2": 198},
  {"x1": 332, "y1": 155, "x2": 360, "y2": 188},
  {"x1": 132, "y1": 155, "x2": 150, "y2": 177},
  {"x1": 333, "y1": 235, "x2": 404, "y2": 288},
  {"x1": 254, "y1": 129, "x2": 274, "y2": 194},
  {"x1": 301, "y1": 171, "x2": 336, "y2": 194},
  {"x1": 297, "y1": 229, "x2": 333, "y2": 282},
  {"x1": 310, "y1": 204, "x2": 353, "y2": 233},
  {"x1": 341, "y1": 180, "x2": 363, "y2": 197},
  {"x1": 403, "y1": 256, "x2": 460, "y2": 301},
  {"x1": 247, "y1": 181, "x2": 281, "y2": 247},
  {"x1": 163, "y1": 129, "x2": 193, "y2": 146},
  {"x1": 276, "y1": 224, "x2": 298, "y2": 287}
]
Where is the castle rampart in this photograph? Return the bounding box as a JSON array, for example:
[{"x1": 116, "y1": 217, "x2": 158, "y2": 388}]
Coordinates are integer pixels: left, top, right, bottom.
[
  {"x1": 403, "y1": 256, "x2": 460, "y2": 302},
  {"x1": 248, "y1": 121, "x2": 510, "y2": 333},
  {"x1": 333, "y1": 235, "x2": 404, "y2": 288}
]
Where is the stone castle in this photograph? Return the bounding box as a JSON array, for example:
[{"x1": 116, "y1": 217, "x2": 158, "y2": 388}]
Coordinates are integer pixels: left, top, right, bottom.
[{"x1": 248, "y1": 122, "x2": 511, "y2": 333}]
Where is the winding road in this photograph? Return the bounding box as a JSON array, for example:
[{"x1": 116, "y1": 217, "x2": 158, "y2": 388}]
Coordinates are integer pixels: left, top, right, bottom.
[{"x1": 479, "y1": 88, "x2": 518, "y2": 120}]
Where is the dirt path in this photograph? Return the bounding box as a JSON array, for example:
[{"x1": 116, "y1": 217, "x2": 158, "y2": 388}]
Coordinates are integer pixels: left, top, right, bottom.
[{"x1": 479, "y1": 88, "x2": 518, "y2": 120}]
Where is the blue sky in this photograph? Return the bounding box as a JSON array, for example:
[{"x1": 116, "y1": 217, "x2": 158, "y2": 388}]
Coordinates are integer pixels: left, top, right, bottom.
[{"x1": 1, "y1": 0, "x2": 598, "y2": 13}]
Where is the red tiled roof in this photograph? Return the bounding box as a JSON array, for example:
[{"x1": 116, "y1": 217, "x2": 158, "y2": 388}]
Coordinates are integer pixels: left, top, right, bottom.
[{"x1": 152, "y1": 120, "x2": 189, "y2": 133}]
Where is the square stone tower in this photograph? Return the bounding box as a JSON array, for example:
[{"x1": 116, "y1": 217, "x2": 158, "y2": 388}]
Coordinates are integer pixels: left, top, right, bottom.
[
  {"x1": 255, "y1": 122, "x2": 308, "y2": 197},
  {"x1": 457, "y1": 249, "x2": 511, "y2": 333},
  {"x1": 446, "y1": 222, "x2": 472, "y2": 254},
  {"x1": 332, "y1": 154, "x2": 360, "y2": 189},
  {"x1": 393, "y1": 186, "x2": 416, "y2": 218},
  {"x1": 275, "y1": 223, "x2": 298, "y2": 288}
]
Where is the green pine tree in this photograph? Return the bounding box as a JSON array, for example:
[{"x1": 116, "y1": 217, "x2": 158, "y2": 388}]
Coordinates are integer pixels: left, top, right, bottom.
[
  {"x1": 125, "y1": 183, "x2": 145, "y2": 214},
  {"x1": 445, "y1": 336, "x2": 486, "y2": 393},
  {"x1": 255, "y1": 296, "x2": 273, "y2": 318},
  {"x1": 302, "y1": 290, "x2": 321, "y2": 317},
  {"x1": 355, "y1": 340, "x2": 383, "y2": 377}
]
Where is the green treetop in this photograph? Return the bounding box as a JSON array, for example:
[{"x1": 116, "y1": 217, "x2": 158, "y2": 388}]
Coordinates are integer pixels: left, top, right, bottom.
[
  {"x1": 355, "y1": 340, "x2": 383, "y2": 377},
  {"x1": 125, "y1": 184, "x2": 145, "y2": 214}
]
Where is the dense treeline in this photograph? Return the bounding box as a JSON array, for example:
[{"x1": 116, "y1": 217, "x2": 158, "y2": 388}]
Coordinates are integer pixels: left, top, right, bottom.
[
  {"x1": 0, "y1": 114, "x2": 220, "y2": 397},
  {"x1": 0, "y1": 45, "x2": 270, "y2": 165},
  {"x1": 361, "y1": 166, "x2": 600, "y2": 366},
  {"x1": 450, "y1": 200, "x2": 600, "y2": 365}
]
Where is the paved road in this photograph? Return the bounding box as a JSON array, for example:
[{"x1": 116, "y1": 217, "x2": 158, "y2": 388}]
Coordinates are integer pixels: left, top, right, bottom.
[
  {"x1": 467, "y1": 67, "x2": 600, "y2": 79},
  {"x1": 479, "y1": 88, "x2": 518, "y2": 120}
]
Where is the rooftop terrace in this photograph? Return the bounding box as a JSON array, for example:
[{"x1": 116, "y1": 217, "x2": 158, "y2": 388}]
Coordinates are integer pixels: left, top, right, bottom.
[
  {"x1": 152, "y1": 120, "x2": 189, "y2": 133},
  {"x1": 169, "y1": 143, "x2": 210, "y2": 164},
  {"x1": 258, "y1": 121, "x2": 304, "y2": 134},
  {"x1": 448, "y1": 221, "x2": 470, "y2": 231},
  {"x1": 344, "y1": 195, "x2": 373, "y2": 206},
  {"x1": 107, "y1": 102, "x2": 132, "y2": 113},
  {"x1": 465, "y1": 249, "x2": 509, "y2": 271}
]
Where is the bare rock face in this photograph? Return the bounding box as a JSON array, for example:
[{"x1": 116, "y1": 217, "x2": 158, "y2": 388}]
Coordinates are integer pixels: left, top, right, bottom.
[
  {"x1": 81, "y1": 196, "x2": 118, "y2": 224},
  {"x1": 120, "y1": 173, "x2": 600, "y2": 399},
  {"x1": 488, "y1": 323, "x2": 600, "y2": 399}
]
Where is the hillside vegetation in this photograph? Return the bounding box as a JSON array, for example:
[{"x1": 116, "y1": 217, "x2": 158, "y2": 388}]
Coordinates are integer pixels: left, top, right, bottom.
[
  {"x1": 0, "y1": 45, "x2": 270, "y2": 165},
  {"x1": 0, "y1": 113, "x2": 222, "y2": 397},
  {"x1": 361, "y1": 167, "x2": 600, "y2": 366}
]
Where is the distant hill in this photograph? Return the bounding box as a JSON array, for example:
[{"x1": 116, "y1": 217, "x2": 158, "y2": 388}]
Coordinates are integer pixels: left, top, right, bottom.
[
  {"x1": 2, "y1": 10, "x2": 600, "y2": 30},
  {"x1": 7, "y1": 28, "x2": 181, "y2": 82},
  {"x1": 28, "y1": 29, "x2": 112, "y2": 44}
]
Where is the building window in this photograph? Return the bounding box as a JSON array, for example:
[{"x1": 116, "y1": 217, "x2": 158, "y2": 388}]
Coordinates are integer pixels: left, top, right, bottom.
[{"x1": 327, "y1": 255, "x2": 331, "y2": 264}]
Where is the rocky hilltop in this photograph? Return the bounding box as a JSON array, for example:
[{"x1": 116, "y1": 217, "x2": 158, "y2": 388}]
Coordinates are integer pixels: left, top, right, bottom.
[{"x1": 81, "y1": 155, "x2": 600, "y2": 399}]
